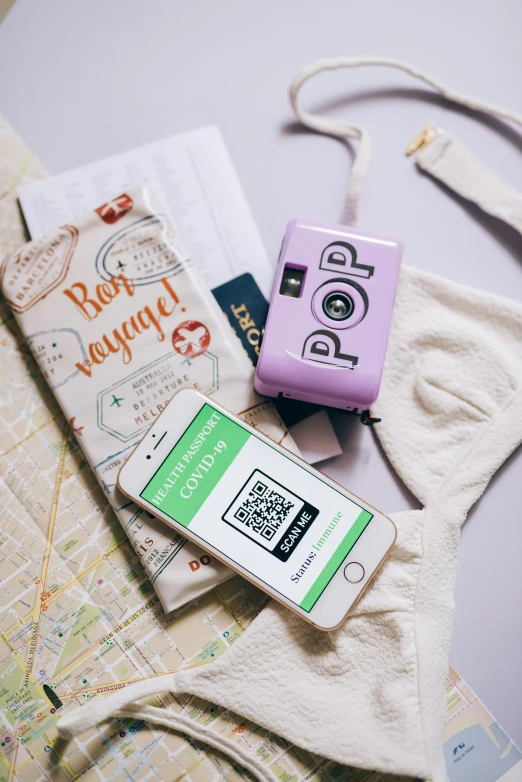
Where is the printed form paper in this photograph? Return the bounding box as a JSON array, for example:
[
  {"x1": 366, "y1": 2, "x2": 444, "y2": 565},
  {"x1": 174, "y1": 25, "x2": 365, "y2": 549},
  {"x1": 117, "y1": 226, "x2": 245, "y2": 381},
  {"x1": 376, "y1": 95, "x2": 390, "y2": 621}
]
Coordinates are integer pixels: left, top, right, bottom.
[{"x1": 18, "y1": 126, "x2": 273, "y2": 296}]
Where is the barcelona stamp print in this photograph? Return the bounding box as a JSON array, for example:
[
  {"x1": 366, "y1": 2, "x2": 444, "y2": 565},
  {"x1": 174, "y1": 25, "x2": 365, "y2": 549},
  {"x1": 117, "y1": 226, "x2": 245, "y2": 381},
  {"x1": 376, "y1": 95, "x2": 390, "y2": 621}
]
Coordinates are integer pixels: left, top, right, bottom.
[{"x1": 0, "y1": 225, "x2": 78, "y2": 313}]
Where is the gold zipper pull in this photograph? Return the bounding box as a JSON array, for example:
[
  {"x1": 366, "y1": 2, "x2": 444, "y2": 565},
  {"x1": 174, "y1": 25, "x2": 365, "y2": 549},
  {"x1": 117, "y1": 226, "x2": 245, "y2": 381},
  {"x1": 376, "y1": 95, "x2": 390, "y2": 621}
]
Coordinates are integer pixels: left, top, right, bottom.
[{"x1": 405, "y1": 122, "x2": 442, "y2": 156}]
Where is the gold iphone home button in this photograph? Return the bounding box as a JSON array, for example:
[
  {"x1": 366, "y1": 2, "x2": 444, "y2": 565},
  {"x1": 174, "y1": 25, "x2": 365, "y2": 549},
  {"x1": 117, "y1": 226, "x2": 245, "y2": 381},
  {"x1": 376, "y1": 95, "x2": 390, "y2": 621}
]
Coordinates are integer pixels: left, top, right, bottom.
[{"x1": 344, "y1": 562, "x2": 365, "y2": 583}]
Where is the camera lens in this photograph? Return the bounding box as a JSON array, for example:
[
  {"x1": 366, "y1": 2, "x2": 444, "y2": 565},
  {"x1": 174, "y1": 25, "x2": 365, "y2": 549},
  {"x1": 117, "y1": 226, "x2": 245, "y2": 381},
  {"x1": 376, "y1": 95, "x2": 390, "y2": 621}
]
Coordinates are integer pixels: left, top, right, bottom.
[{"x1": 323, "y1": 292, "x2": 354, "y2": 321}]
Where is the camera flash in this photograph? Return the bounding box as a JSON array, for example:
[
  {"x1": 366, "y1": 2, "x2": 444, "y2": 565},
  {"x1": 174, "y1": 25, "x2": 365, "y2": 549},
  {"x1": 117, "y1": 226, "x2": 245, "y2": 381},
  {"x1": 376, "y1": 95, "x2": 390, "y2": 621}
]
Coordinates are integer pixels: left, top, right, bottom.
[{"x1": 280, "y1": 266, "x2": 305, "y2": 298}]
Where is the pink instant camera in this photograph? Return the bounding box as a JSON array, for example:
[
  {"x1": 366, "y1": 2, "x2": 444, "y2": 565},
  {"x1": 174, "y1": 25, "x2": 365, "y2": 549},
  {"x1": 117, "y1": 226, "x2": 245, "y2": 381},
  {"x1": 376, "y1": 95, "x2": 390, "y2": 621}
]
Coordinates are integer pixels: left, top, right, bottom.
[{"x1": 254, "y1": 219, "x2": 402, "y2": 412}]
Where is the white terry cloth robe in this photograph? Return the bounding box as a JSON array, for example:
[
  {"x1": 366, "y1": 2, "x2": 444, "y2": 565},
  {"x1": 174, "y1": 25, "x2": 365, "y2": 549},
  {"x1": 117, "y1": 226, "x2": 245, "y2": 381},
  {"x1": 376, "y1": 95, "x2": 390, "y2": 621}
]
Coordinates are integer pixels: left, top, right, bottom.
[{"x1": 57, "y1": 61, "x2": 522, "y2": 782}]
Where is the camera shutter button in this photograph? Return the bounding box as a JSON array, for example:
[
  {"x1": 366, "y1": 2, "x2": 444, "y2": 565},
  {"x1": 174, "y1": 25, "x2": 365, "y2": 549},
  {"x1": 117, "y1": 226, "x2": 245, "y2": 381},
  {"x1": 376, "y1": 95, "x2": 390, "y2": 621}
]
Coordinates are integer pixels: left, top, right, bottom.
[{"x1": 343, "y1": 562, "x2": 365, "y2": 583}]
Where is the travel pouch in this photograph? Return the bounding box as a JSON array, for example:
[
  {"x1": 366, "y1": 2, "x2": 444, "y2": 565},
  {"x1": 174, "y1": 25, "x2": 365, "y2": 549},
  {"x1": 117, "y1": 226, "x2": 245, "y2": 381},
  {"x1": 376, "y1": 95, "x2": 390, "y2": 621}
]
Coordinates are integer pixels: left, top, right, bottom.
[{"x1": 0, "y1": 186, "x2": 296, "y2": 613}]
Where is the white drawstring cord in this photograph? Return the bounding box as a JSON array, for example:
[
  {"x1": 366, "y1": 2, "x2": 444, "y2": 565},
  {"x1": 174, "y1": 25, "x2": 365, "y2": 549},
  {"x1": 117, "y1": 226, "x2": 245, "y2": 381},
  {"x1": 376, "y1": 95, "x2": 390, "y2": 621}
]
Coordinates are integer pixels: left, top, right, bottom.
[
  {"x1": 289, "y1": 57, "x2": 522, "y2": 226},
  {"x1": 57, "y1": 672, "x2": 274, "y2": 782}
]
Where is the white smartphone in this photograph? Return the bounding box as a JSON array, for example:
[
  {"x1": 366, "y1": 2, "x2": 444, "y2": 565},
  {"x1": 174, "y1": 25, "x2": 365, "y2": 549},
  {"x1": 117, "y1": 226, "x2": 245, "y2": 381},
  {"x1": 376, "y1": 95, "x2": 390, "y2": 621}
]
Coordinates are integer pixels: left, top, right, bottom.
[{"x1": 118, "y1": 389, "x2": 396, "y2": 630}]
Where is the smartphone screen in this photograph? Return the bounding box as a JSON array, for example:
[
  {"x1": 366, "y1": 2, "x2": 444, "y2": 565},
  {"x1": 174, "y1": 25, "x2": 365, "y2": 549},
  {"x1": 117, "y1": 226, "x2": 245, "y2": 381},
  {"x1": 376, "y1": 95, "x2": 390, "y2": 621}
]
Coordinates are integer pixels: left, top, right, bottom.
[{"x1": 140, "y1": 403, "x2": 373, "y2": 613}]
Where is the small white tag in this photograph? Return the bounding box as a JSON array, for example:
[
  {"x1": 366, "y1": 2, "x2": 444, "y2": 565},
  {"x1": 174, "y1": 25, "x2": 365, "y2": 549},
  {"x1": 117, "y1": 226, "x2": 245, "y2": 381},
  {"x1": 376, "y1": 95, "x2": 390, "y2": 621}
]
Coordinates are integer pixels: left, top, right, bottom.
[{"x1": 289, "y1": 410, "x2": 343, "y2": 464}]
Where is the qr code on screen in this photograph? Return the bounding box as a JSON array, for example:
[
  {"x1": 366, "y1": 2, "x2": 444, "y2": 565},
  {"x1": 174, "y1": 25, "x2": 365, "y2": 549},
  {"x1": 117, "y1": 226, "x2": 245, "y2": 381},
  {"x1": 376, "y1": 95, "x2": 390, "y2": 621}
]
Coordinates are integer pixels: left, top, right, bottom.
[
  {"x1": 234, "y1": 479, "x2": 294, "y2": 540},
  {"x1": 222, "y1": 470, "x2": 304, "y2": 551}
]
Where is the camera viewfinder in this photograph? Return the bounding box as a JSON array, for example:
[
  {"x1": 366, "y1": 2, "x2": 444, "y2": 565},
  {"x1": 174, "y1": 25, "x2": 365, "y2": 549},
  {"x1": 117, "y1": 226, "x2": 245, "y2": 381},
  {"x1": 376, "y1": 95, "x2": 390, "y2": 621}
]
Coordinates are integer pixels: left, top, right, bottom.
[{"x1": 280, "y1": 266, "x2": 305, "y2": 298}]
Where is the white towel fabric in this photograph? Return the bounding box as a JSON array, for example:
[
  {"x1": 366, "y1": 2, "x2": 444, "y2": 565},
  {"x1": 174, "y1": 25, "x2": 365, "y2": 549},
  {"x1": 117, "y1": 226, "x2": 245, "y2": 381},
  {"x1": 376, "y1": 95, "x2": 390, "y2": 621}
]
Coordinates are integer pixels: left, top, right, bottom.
[{"x1": 57, "y1": 61, "x2": 522, "y2": 781}]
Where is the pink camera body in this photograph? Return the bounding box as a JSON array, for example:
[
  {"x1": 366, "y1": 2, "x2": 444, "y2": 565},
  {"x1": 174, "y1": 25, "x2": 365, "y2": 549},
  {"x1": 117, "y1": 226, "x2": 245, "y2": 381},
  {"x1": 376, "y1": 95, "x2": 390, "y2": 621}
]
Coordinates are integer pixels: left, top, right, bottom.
[{"x1": 254, "y1": 219, "x2": 402, "y2": 412}]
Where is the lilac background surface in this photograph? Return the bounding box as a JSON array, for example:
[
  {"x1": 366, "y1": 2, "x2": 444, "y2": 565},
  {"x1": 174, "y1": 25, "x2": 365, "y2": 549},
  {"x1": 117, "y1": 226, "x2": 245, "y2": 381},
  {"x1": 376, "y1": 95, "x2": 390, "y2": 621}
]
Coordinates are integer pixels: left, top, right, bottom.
[{"x1": 0, "y1": 0, "x2": 521, "y2": 746}]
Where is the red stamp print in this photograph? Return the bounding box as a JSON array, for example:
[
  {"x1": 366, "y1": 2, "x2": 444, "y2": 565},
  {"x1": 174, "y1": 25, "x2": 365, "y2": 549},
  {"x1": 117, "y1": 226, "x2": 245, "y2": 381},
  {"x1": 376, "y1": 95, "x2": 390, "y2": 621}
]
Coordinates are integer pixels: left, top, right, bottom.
[
  {"x1": 172, "y1": 320, "x2": 210, "y2": 358},
  {"x1": 69, "y1": 417, "x2": 84, "y2": 436},
  {"x1": 95, "y1": 194, "x2": 134, "y2": 224}
]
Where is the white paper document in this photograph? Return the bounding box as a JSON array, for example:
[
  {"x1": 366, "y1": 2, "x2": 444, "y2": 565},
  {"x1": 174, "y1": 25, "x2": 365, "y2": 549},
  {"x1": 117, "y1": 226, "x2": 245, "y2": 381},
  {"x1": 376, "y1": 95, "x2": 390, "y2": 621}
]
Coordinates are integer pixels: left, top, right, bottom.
[{"x1": 18, "y1": 126, "x2": 274, "y2": 298}]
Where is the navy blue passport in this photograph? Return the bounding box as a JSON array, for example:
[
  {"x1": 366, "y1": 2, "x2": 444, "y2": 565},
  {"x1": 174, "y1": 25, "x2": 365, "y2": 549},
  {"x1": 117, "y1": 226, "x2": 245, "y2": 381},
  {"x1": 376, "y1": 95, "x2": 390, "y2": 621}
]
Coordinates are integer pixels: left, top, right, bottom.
[{"x1": 212, "y1": 273, "x2": 269, "y2": 367}]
